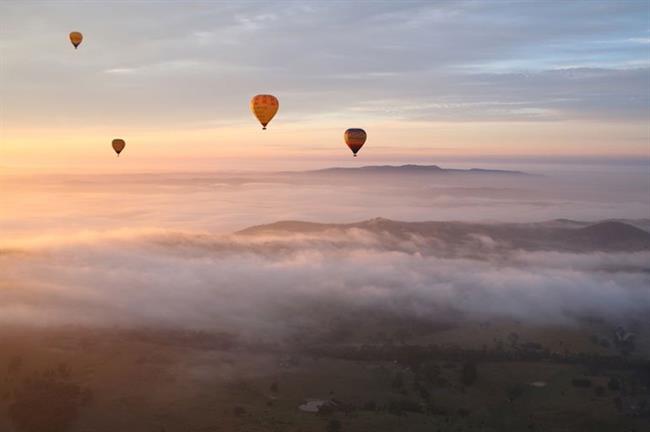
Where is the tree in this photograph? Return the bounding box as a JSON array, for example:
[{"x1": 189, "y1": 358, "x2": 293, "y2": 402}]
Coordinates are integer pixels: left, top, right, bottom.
[
  {"x1": 506, "y1": 384, "x2": 525, "y2": 403},
  {"x1": 363, "y1": 400, "x2": 377, "y2": 411},
  {"x1": 607, "y1": 377, "x2": 621, "y2": 391},
  {"x1": 571, "y1": 378, "x2": 592, "y2": 388},
  {"x1": 326, "y1": 419, "x2": 342, "y2": 432},
  {"x1": 507, "y1": 332, "x2": 520, "y2": 348},
  {"x1": 461, "y1": 362, "x2": 478, "y2": 387},
  {"x1": 391, "y1": 372, "x2": 404, "y2": 390}
]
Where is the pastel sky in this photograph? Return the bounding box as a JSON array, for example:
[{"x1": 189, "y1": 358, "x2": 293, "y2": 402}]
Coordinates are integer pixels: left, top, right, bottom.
[{"x1": 1, "y1": 0, "x2": 649, "y2": 173}]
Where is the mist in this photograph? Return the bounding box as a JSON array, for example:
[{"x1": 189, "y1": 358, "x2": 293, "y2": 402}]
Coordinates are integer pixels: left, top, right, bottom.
[
  {"x1": 2, "y1": 228, "x2": 649, "y2": 335},
  {"x1": 2, "y1": 163, "x2": 649, "y2": 341},
  {"x1": 2, "y1": 161, "x2": 649, "y2": 239}
]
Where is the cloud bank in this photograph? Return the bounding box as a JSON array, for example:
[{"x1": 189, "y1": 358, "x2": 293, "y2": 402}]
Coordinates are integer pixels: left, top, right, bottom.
[
  {"x1": 2, "y1": 167, "x2": 648, "y2": 342},
  {"x1": 2, "y1": 226, "x2": 648, "y2": 341}
]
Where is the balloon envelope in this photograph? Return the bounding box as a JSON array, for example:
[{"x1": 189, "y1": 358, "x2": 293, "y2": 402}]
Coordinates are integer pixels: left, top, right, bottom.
[
  {"x1": 112, "y1": 139, "x2": 125, "y2": 156},
  {"x1": 69, "y1": 32, "x2": 83, "y2": 49},
  {"x1": 250, "y1": 95, "x2": 279, "y2": 129},
  {"x1": 344, "y1": 128, "x2": 366, "y2": 156}
]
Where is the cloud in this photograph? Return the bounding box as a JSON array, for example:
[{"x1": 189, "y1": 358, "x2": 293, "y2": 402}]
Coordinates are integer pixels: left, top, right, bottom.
[
  {"x1": 104, "y1": 60, "x2": 206, "y2": 75},
  {"x1": 1, "y1": 168, "x2": 648, "y2": 342},
  {"x1": 104, "y1": 67, "x2": 137, "y2": 75},
  {"x1": 627, "y1": 37, "x2": 650, "y2": 44},
  {"x1": 1, "y1": 1, "x2": 649, "y2": 128},
  {"x1": 1, "y1": 226, "x2": 648, "y2": 341}
]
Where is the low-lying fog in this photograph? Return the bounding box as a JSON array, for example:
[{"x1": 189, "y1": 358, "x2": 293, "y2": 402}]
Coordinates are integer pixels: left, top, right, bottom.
[{"x1": 1, "y1": 162, "x2": 649, "y2": 339}]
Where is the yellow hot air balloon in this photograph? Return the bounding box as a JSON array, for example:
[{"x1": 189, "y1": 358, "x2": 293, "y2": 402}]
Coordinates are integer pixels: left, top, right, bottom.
[
  {"x1": 250, "y1": 94, "x2": 279, "y2": 130},
  {"x1": 112, "y1": 139, "x2": 126, "y2": 157},
  {"x1": 344, "y1": 128, "x2": 366, "y2": 157},
  {"x1": 69, "y1": 32, "x2": 83, "y2": 49}
]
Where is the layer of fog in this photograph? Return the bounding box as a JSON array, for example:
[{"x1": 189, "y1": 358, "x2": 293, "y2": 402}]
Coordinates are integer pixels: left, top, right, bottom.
[
  {"x1": 2, "y1": 163, "x2": 649, "y2": 242},
  {"x1": 2, "y1": 164, "x2": 648, "y2": 339},
  {"x1": 2, "y1": 226, "x2": 649, "y2": 340}
]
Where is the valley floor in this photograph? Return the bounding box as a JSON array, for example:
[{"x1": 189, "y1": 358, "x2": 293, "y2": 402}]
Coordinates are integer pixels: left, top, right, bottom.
[{"x1": 1, "y1": 319, "x2": 648, "y2": 432}]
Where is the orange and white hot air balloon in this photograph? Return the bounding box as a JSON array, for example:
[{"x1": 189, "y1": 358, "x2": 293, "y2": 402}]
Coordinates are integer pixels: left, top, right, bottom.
[
  {"x1": 69, "y1": 31, "x2": 83, "y2": 49},
  {"x1": 111, "y1": 138, "x2": 126, "y2": 157},
  {"x1": 344, "y1": 128, "x2": 366, "y2": 157},
  {"x1": 250, "y1": 94, "x2": 279, "y2": 130}
]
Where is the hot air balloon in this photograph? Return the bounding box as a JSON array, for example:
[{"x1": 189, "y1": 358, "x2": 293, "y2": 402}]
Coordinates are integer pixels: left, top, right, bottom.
[
  {"x1": 69, "y1": 32, "x2": 83, "y2": 49},
  {"x1": 250, "y1": 94, "x2": 279, "y2": 130},
  {"x1": 112, "y1": 139, "x2": 125, "y2": 156},
  {"x1": 344, "y1": 128, "x2": 366, "y2": 157}
]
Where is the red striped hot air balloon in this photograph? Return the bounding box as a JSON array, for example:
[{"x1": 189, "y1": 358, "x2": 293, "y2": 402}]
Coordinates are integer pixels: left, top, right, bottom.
[{"x1": 344, "y1": 128, "x2": 366, "y2": 157}]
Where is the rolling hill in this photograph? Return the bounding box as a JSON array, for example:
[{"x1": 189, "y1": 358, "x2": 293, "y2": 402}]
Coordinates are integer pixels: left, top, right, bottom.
[{"x1": 237, "y1": 218, "x2": 650, "y2": 253}]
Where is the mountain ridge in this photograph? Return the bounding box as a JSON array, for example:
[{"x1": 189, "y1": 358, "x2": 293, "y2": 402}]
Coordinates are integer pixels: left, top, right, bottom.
[
  {"x1": 293, "y1": 164, "x2": 528, "y2": 176},
  {"x1": 237, "y1": 218, "x2": 650, "y2": 253}
]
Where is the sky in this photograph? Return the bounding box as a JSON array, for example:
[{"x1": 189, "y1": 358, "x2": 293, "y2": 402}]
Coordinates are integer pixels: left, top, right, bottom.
[{"x1": 1, "y1": 0, "x2": 649, "y2": 173}]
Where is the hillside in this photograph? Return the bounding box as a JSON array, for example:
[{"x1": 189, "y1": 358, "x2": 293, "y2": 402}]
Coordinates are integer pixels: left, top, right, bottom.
[{"x1": 237, "y1": 218, "x2": 650, "y2": 253}]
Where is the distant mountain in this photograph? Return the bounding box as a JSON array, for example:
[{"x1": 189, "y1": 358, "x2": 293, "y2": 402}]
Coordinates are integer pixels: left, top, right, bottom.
[
  {"x1": 545, "y1": 218, "x2": 650, "y2": 232},
  {"x1": 300, "y1": 164, "x2": 527, "y2": 175},
  {"x1": 237, "y1": 218, "x2": 650, "y2": 253},
  {"x1": 567, "y1": 221, "x2": 650, "y2": 250}
]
